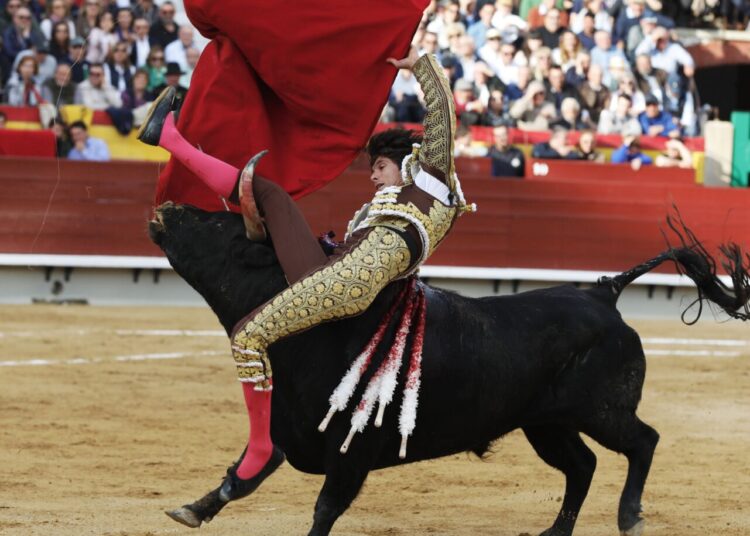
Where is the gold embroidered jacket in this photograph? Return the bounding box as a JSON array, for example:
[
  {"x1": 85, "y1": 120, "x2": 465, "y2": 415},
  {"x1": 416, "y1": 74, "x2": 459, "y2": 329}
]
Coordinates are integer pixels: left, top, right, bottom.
[{"x1": 346, "y1": 54, "x2": 473, "y2": 272}]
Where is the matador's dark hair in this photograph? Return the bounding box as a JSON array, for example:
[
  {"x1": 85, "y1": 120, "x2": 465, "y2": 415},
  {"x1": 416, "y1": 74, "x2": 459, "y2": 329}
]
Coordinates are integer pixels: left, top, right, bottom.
[{"x1": 366, "y1": 128, "x2": 423, "y2": 167}]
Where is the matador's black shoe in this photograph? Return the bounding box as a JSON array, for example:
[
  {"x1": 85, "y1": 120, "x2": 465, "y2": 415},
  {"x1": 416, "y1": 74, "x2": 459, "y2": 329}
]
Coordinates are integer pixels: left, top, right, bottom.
[
  {"x1": 137, "y1": 86, "x2": 176, "y2": 145},
  {"x1": 218, "y1": 446, "x2": 286, "y2": 503}
]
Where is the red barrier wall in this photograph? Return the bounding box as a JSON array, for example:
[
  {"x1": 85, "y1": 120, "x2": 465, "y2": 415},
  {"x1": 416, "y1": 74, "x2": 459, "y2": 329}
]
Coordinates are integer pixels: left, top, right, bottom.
[{"x1": 1, "y1": 156, "x2": 747, "y2": 273}]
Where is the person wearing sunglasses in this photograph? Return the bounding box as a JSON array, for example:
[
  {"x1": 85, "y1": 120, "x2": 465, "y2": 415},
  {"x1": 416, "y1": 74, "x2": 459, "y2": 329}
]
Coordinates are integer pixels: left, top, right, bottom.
[{"x1": 2, "y1": 6, "x2": 45, "y2": 62}]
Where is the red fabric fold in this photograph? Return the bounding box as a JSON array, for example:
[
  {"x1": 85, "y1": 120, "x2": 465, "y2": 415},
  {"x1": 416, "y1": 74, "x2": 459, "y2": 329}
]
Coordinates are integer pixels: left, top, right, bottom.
[{"x1": 155, "y1": 0, "x2": 429, "y2": 212}]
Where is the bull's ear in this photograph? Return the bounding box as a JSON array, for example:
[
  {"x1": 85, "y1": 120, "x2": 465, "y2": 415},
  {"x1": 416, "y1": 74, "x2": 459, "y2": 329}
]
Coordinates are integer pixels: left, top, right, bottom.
[{"x1": 232, "y1": 240, "x2": 279, "y2": 268}]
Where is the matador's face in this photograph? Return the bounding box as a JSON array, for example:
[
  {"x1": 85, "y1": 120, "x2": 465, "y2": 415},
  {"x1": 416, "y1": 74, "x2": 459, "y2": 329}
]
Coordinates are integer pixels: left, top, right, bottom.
[{"x1": 370, "y1": 156, "x2": 403, "y2": 191}]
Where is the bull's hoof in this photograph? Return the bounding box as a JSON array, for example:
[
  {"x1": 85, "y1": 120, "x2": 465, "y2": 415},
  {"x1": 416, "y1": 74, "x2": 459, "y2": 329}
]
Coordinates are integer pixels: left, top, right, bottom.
[
  {"x1": 620, "y1": 519, "x2": 645, "y2": 536},
  {"x1": 165, "y1": 506, "x2": 207, "y2": 528}
]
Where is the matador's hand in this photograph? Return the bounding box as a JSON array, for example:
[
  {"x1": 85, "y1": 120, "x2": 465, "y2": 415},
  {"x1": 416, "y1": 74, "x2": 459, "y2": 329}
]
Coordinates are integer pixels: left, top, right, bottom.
[{"x1": 387, "y1": 45, "x2": 420, "y2": 71}]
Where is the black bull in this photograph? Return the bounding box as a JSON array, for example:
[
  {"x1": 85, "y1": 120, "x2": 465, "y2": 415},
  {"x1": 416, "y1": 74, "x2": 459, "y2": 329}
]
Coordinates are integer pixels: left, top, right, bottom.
[{"x1": 149, "y1": 202, "x2": 750, "y2": 536}]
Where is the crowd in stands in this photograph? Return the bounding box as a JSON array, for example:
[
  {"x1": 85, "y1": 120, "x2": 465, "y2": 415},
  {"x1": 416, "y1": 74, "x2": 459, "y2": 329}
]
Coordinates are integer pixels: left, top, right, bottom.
[
  {"x1": 0, "y1": 0, "x2": 201, "y2": 160},
  {"x1": 386, "y1": 0, "x2": 710, "y2": 169}
]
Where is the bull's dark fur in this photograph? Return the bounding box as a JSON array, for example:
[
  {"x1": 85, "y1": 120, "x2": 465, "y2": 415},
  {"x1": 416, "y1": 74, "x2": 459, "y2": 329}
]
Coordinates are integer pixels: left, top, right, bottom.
[{"x1": 149, "y1": 203, "x2": 750, "y2": 536}]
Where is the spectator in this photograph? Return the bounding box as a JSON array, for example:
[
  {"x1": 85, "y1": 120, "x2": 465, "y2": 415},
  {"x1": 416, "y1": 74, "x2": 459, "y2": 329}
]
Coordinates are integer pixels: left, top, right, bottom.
[
  {"x1": 86, "y1": 11, "x2": 117, "y2": 64},
  {"x1": 440, "y1": 53, "x2": 461, "y2": 88},
  {"x1": 3, "y1": 6, "x2": 45, "y2": 63},
  {"x1": 482, "y1": 87, "x2": 516, "y2": 126},
  {"x1": 388, "y1": 68, "x2": 424, "y2": 123},
  {"x1": 504, "y1": 64, "x2": 531, "y2": 100},
  {"x1": 611, "y1": 133, "x2": 653, "y2": 169},
  {"x1": 544, "y1": 64, "x2": 580, "y2": 113},
  {"x1": 0, "y1": 1, "x2": 23, "y2": 37},
  {"x1": 608, "y1": 73, "x2": 645, "y2": 114},
  {"x1": 427, "y1": 0, "x2": 465, "y2": 49},
  {"x1": 604, "y1": 54, "x2": 632, "y2": 91},
  {"x1": 633, "y1": 53, "x2": 666, "y2": 106},
  {"x1": 590, "y1": 29, "x2": 625, "y2": 71},
  {"x1": 67, "y1": 120, "x2": 111, "y2": 161},
  {"x1": 578, "y1": 63, "x2": 609, "y2": 123},
  {"x1": 149, "y1": 1, "x2": 178, "y2": 50},
  {"x1": 49, "y1": 117, "x2": 72, "y2": 157},
  {"x1": 571, "y1": 0, "x2": 613, "y2": 35},
  {"x1": 144, "y1": 45, "x2": 165, "y2": 92},
  {"x1": 122, "y1": 68, "x2": 152, "y2": 109},
  {"x1": 576, "y1": 11, "x2": 596, "y2": 50},
  {"x1": 634, "y1": 26, "x2": 694, "y2": 78},
  {"x1": 613, "y1": 0, "x2": 648, "y2": 46},
  {"x1": 152, "y1": 61, "x2": 187, "y2": 103},
  {"x1": 537, "y1": 7, "x2": 566, "y2": 49},
  {"x1": 41, "y1": 62, "x2": 77, "y2": 105},
  {"x1": 663, "y1": 73, "x2": 696, "y2": 136},
  {"x1": 181, "y1": 46, "x2": 200, "y2": 87},
  {"x1": 529, "y1": 46, "x2": 553, "y2": 82},
  {"x1": 565, "y1": 50, "x2": 590, "y2": 87},
  {"x1": 597, "y1": 93, "x2": 641, "y2": 135},
  {"x1": 467, "y1": 0, "x2": 495, "y2": 49},
  {"x1": 638, "y1": 93, "x2": 676, "y2": 137},
  {"x1": 655, "y1": 136, "x2": 693, "y2": 168},
  {"x1": 626, "y1": 14, "x2": 657, "y2": 60},
  {"x1": 454, "y1": 123, "x2": 489, "y2": 157},
  {"x1": 478, "y1": 29, "x2": 505, "y2": 79},
  {"x1": 67, "y1": 37, "x2": 90, "y2": 83},
  {"x1": 133, "y1": 0, "x2": 159, "y2": 25},
  {"x1": 521, "y1": 28, "x2": 544, "y2": 62},
  {"x1": 532, "y1": 127, "x2": 576, "y2": 158},
  {"x1": 510, "y1": 79, "x2": 556, "y2": 130},
  {"x1": 453, "y1": 78, "x2": 484, "y2": 125},
  {"x1": 130, "y1": 17, "x2": 150, "y2": 67},
  {"x1": 550, "y1": 97, "x2": 589, "y2": 130},
  {"x1": 418, "y1": 31, "x2": 440, "y2": 58},
  {"x1": 572, "y1": 129, "x2": 605, "y2": 161},
  {"x1": 552, "y1": 30, "x2": 582, "y2": 72},
  {"x1": 489, "y1": 124, "x2": 525, "y2": 178},
  {"x1": 491, "y1": 0, "x2": 528, "y2": 45},
  {"x1": 453, "y1": 35, "x2": 478, "y2": 82},
  {"x1": 4, "y1": 55, "x2": 44, "y2": 106},
  {"x1": 13, "y1": 45, "x2": 56, "y2": 83},
  {"x1": 48, "y1": 21, "x2": 71, "y2": 62},
  {"x1": 0, "y1": 110, "x2": 7, "y2": 127},
  {"x1": 472, "y1": 61, "x2": 500, "y2": 102},
  {"x1": 40, "y1": 0, "x2": 76, "y2": 41},
  {"x1": 76, "y1": 0, "x2": 102, "y2": 40},
  {"x1": 114, "y1": 7, "x2": 134, "y2": 44},
  {"x1": 165, "y1": 25, "x2": 199, "y2": 73},
  {"x1": 104, "y1": 41, "x2": 135, "y2": 93},
  {"x1": 529, "y1": 0, "x2": 570, "y2": 30},
  {"x1": 443, "y1": 22, "x2": 467, "y2": 57},
  {"x1": 74, "y1": 62, "x2": 122, "y2": 109}
]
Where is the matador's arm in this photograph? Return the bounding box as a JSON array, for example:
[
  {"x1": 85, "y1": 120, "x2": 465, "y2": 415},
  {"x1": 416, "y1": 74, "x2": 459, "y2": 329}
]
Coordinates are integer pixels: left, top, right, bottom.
[{"x1": 412, "y1": 53, "x2": 457, "y2": 192}]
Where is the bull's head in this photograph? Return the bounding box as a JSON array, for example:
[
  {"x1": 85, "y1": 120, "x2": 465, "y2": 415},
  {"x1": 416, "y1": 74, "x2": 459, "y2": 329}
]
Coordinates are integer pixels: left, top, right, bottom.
[{"x1": 149, "y1": 202, "x2": 287, "y2": 333}]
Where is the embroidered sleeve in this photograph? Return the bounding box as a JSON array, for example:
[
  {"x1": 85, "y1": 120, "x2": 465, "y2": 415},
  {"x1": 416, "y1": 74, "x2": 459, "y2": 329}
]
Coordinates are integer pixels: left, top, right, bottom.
[{"x1": 413, "y1": 53, "x2": 456, "y2": 190}]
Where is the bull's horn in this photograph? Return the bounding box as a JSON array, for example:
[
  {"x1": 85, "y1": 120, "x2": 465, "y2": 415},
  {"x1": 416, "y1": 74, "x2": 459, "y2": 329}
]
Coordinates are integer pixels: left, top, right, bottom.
[{"x1": 239, "y1": 150, "x2": 269, "y2": 242}]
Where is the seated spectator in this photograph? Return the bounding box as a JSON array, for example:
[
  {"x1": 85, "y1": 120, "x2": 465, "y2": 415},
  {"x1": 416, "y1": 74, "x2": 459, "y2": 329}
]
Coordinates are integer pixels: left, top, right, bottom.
[
  {"x1": 510, "y1": 80, "x2": 555, "y2": 131},
  {"x1": 663, "y1": 73, "x2": 696, "y2": 136},
  {"x1": 529, "y1": 0, "x2": 570, "y2": 32},
  {"x1": 626, "y1": 14, "x2": 657, "y2": 61},
  {"x1": 489, "y1": 124, "x2": 525, "y2": 178},
  {"x1": 491, "y1": 0, "x2": 528, "y2": 44},
  {"x1": 504, "y1": 64, "x2": 530, "y2": 101},
  {"x1": 655, "y1": 136, "x2": 693, "y2": 168},
  {"x1": 607, "y1": 73, "x2": 645, "y2": 114},
  {"x1": 165, "y1": 25, "x2": 200, "y2": 73},
  {"x1": 12, "y1": 45, "x2": 56, "y2": 83},
  {"x1": 40, "y1": 0, "x2": 76, "y2": 42},
  {"x1": 544, "y1": 64, "x2": 580, "y2": 113},
  {"x1": 149, "y1": 1, "x2": 179, "y2": 50},
  {"x1": 598, "y1": 93, "x2": 641, "y2": 135},
  {"x1": 130, "y1": 17, "x2": 150, "y2": 68},
  {"x1": 418, "y1": 30, "x2": 440, "y2": 58},
  {"x1": 604, "y1": 54, "x2": 632, "y2": 92},
  {"x1": 521, "y1": 29, "x2": 544, "y2": 64},
  {"x1": 144, "y1": 45, "x2": 165, "y2": 92},
  {"x1": 532, "y1": 127, "x2": 577, "y2": 159},
  {"x1": 3, "y1": 7, "x2": 45, "y2": 63},
  {"x1": 104, "y1": 41, "x2": 135, "y2": 93},
  {"x1": 482, "y1": 87, "x2": 516, "y2": 127},
  {"x1": 74, "y1": 62, "x2": 122, "y2": 109},
  {"x1": 638, "y1": 93, "x2": 676, "y2": 137},
  {"x1": 611, "y1": 133, "x2": 653, "y2": 169},
  {"x1": 634, "y1": 26, "x2": 694, "y2": 78},
  {"x1": 530, "y1": 46, "x2": 553, "y2": 82},
  {"x1": 578, "y1": 63, "x2": 609, "y2": 124},
  {"x1": 550, "y1": 97, "x2": 589, "y2": 130},
  {"x1": 122, "y1": 68, "x2": 153, "y2": 109},
  {"x1": 49, "y1": 117, "x2": 72, "y2": 157},
  {"x1": 41, "y1": 63, "x2": 77, "y2": 105},
  {"x1": 67, "y1": 120, "x2": 110, "y2": 161},
  {"x1": 427, "y1": 0, "x2": 464, "y2": 49},
  {"x1": 133, "y1": 0, "x2": 159, "y2": 25},
  {"x1": 613, "y1": 0, "x2": 648, "y2": 46},
  {"x1": 571, "y1": 0, "x2": 613, "y2": 35},
  {"x1": 590, "y1": 29, "x2": 625, "y2": 72},
  {"x1": 454, "y1": 78, "x2": 484, "y2": 126},
  {"x1": 388, "y1": 68, "x2": 424, "y2": 123},
  {"x1": 468, "y1": 0, "x2": 495, "y2": 49},
  {"x1": 67, "y1": 37, "x2": 90, "y2": 83},
  {"x1": 49, "y1": 20, "x2": 72, "y2": 62},
  {"x1": 456, "y1": 35, "x2": 481, "y2": 82},
  {"x1": 454, "y1": 123, "x2": 489, "y2": 157},
  {"x1": 552, "y1": 30, "x2": 582, "y2": 72},
  {"x1": 472, "y1": 61, "x2": 501, "y2": 104},
  {"x1": 572, "y1": 129, "x2": 605, "y2": 161},
  {"x1": 181, "y1": 47, "x2": 200, "y2": 87},
  {"x1": 86, "y1": 11, "x2": 117, "y2": 64},
  {"x1": 565, "y1": 50, "x2": 590, "y2": 88},
  {"x1": 478, "y1": 29, "x2": 512, "y2": 82},
  {"x1": 152, "y1": 61, "x2": 187, "y2": 104},
  {"x1": 4, "y1": 55, "x2": 44, "y2": 106},
  {"x1": 443, "y1": 22, "x2": 467, "y2": 57},
  {"x1": 440, "y1": 53, "x2": 462, "y2": 88},
  {"x1": 634, "y1": 53, "x2": 667, "y2": 106},
  {"x1": 575, "y1": 11, "x2": 596, "y2": 50},
  {"x1": 76, "y1": 0, "x2": 102, "y2": 40},
  {"x1": 536, "y1": 7, "x2": 566, "y2": 49},
  {"x1": 114, "y1": 7, "x2": 134, "y2": 44}
]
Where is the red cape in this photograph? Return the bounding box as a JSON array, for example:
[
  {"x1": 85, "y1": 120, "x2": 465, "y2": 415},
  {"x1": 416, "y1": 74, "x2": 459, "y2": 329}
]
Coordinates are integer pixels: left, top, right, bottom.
[{"x1": 155, "y1": 0, "x2": 429, "y2": 212}]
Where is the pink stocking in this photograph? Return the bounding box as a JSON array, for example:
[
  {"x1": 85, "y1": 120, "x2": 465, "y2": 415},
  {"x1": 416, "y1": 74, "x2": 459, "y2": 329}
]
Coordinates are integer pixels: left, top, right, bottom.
[{"x1": 236, "y1": 382, "x2": 274, "y2": 479}]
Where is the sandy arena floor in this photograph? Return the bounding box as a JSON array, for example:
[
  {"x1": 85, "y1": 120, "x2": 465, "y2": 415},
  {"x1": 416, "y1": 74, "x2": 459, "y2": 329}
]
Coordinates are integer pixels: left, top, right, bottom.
[{"x1": 0, "y1": 305, "x2": 748, "y2": 536}]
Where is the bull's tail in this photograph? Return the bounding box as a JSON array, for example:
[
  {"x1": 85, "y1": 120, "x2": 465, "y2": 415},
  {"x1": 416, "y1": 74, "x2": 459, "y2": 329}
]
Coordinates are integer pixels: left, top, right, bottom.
[{"x1": 597, "y1": 212, "x2": 750, "y2": 324}]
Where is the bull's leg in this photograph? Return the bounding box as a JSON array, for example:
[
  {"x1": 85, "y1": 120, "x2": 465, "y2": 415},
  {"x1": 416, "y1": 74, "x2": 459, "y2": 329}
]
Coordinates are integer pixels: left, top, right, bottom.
[
  {"x1": 523, "y1": 426, "x2": 597, "y2": 536},
  {"x1": 583, "y1": 414, "x2": 659, "y2": 536},
  {"x1": 308, "y1": 459, "x2": 370, "y2": 536}
]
